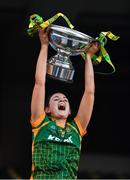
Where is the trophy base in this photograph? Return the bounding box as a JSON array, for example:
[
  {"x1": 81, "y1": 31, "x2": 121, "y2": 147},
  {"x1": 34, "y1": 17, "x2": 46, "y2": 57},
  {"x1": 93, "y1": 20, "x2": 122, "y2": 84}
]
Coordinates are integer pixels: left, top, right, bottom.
[{"x1": 47, "y1": 63, "x2": 75, "y2": 83}]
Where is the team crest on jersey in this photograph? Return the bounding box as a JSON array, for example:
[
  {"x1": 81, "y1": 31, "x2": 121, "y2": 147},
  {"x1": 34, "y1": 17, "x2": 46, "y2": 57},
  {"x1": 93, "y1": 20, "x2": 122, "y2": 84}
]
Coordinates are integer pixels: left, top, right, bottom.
[
  {"x1": 50, "y1": 125, "x2": 56, "y2": 130},
  {"x1": 66, "y1": 127, "x2": 71, "y2": 133},
  {"x1": 50, "y1": 125, "x2": 57, "y2": 135}
]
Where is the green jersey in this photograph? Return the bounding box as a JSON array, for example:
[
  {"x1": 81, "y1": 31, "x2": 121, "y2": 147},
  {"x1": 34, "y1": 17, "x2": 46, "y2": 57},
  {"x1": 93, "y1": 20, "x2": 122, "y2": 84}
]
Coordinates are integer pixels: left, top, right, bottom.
[{"x1": 31, "y1": 113, "x2": 86, "y2": 179}]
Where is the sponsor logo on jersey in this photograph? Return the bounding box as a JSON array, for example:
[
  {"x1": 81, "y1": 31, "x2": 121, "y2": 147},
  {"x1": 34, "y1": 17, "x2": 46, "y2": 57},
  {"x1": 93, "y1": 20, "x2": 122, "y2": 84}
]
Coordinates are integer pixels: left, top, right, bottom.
[{"x1": 48, "y1": 134, "x2": 73, "y2": 143}]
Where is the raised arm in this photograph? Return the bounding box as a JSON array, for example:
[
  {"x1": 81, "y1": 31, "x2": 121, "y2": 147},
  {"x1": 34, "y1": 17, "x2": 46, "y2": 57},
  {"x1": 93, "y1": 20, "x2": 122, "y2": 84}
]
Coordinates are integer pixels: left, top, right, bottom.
[
  {"x1": 76, "y1": 42, "x2": 99, "y2": 131},
  {"x1": 31, "y1": 30, "x2": 49, "y2": 121}
]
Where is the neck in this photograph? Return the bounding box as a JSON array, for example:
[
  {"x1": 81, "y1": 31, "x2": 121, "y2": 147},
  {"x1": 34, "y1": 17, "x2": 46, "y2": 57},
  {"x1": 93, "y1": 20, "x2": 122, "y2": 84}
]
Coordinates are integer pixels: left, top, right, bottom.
[{"x1": 51, "y1": 117, "x2": 66, "y2": 128}]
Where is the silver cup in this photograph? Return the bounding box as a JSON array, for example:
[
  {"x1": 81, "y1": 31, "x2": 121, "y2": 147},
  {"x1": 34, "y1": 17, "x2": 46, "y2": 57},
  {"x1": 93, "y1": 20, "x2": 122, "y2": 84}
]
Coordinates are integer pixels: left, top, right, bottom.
[{"x1": 47, "y1": 24, "x2": 95, "y2": 83}]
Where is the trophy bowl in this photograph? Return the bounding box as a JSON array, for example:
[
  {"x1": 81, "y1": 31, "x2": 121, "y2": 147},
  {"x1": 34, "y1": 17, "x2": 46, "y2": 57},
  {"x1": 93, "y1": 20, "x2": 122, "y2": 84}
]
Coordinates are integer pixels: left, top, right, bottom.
[{"x1": 47, "y1": 24, "x2": 95, "y2": 83}]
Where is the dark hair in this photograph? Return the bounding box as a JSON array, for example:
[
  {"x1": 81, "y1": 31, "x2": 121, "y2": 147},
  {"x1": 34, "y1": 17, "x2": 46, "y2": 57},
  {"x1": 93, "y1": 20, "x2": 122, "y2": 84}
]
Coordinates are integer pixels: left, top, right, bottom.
[
  {"x1": 45, "y1": 91, "x2": 69, "y2": 107},
  {"x1": 45, "y1": 93, "x2": 54, "y2": 108}
]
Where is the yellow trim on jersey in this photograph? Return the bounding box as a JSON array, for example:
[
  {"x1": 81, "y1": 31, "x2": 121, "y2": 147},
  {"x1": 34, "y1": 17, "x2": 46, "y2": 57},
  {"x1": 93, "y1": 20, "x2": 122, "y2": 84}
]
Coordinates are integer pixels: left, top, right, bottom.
[
  {"x1": 74, "y1": 117, "x2": 86, "y2": 137},
  {"x1": 67, "y1": 123, "x2": 79, "y2": 135},
  {"x1": 31, "y1": 112, "x2": 46, "y2": 127},
  {"x1": 30, "y1": 162, "x2": 35, "y2": 179}
]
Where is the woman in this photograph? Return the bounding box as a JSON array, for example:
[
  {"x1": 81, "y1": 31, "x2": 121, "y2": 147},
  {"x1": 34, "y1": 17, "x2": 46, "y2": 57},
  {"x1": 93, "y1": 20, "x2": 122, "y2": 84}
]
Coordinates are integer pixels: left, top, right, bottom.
[{"x1": 30, "y1": 29, "x2": 99, "y2": 179}]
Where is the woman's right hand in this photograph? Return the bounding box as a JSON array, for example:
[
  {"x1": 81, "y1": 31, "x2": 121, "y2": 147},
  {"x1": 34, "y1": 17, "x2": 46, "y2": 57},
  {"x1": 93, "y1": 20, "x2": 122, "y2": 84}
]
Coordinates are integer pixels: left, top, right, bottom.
[{"x1": 38, "y1": 29, "x2": 49, "y2": 46}]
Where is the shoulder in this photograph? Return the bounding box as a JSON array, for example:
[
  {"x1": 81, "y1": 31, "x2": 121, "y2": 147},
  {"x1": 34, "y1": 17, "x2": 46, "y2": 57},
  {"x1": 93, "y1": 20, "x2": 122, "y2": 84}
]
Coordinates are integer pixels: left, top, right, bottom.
[
  {"x1": 31, "y1": 113, "x2": 50, "y2": 128},
  {"x1": 67, "y1": 117, "x2": 87, "y2": 137}
]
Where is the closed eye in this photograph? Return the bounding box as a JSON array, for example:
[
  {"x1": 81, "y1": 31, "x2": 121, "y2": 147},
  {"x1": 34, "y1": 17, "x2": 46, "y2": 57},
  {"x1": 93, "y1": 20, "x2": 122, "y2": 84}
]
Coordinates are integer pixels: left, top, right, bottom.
[
  {"x1": 54, "y1": 98, "x2": 59, "y2": 101},
  {"x1": 64, "y1": 99, "x2": 68, "y2": 102}
]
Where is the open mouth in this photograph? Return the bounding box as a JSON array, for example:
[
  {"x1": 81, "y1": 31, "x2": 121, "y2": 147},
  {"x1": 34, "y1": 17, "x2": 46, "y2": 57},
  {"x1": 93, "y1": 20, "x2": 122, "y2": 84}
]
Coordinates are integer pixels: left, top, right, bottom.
[{"x1": 58, "y1": 105, "x2": 66, "y2": 111}]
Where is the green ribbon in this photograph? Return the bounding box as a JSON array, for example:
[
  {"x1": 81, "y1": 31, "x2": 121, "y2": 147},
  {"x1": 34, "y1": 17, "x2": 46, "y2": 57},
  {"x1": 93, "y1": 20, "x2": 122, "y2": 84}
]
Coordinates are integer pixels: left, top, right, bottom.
[
  {"x1": 27, "y1": 13, "x2": 74, "y2": 37},
  {"x1": 81, "y1": 31, "x2": 120, "y2": 74}
]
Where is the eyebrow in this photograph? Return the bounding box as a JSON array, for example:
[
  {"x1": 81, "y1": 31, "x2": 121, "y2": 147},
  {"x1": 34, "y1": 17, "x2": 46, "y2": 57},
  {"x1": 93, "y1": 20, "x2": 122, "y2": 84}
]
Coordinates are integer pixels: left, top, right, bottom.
[{"x1": 52, "y1": 96, "x2": 67, "y2": 99}]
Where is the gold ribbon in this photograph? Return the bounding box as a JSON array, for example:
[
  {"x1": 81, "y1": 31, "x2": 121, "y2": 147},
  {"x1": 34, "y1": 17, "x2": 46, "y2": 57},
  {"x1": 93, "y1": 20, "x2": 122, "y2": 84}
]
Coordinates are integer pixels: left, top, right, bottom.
[{"x1": 27, "y1": 12, "x2": 74, "y2": 37}]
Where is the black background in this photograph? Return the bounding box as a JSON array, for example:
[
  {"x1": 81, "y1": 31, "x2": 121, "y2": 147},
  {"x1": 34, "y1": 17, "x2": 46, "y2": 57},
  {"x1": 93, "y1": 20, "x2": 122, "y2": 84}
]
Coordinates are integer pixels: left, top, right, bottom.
[{"x1": 0, "y1": 0, "x2": 130, "y2": 178}]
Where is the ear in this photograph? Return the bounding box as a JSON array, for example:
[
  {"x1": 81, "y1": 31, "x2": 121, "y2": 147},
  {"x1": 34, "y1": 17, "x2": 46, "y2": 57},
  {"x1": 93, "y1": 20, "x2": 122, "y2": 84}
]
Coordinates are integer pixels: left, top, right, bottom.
[{"x1": 45, "y1": 107, "x2": 50, "y2": 113}]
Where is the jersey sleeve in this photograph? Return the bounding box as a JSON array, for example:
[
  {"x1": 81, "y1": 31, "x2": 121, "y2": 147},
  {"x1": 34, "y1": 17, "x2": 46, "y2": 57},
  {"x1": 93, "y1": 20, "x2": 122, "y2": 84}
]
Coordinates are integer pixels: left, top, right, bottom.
[
  {"x1": 70, "y1": 116, "x2": 87, "y2": 137},
  {"x1": 30, "y1": 112, "x2": 46, "y2": 128}
]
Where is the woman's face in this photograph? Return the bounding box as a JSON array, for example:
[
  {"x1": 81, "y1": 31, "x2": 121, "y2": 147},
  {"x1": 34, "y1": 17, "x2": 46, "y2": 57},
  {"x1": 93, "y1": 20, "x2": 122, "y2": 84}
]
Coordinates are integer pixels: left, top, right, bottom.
[{"x1": 45, "y1": 93, "x2": 71, "y2": 119}]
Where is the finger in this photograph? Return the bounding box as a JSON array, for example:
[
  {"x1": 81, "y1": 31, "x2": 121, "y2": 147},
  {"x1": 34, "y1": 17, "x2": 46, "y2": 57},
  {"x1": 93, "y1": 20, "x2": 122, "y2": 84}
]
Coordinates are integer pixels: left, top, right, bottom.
[
  {"x1": 38, "y1": 28, "x2": 46, "y2": 34},
  {"x1": 93, "y1": 41, "x2": 99, "y2": 46}
]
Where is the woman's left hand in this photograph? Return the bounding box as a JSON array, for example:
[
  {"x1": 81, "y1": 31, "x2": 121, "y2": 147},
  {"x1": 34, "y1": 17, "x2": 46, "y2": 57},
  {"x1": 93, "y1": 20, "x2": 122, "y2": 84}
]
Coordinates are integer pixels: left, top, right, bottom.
[{"x1": 86, "y1": 42, "x2": 100, "y2": 58}]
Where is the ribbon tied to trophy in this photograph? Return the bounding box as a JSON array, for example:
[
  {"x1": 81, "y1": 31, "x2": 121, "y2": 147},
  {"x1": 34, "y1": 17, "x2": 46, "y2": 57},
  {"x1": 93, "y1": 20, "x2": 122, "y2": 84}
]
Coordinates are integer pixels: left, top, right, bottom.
[{"x1": 27, "y1": 12, "x2": 120, "y2": 82}]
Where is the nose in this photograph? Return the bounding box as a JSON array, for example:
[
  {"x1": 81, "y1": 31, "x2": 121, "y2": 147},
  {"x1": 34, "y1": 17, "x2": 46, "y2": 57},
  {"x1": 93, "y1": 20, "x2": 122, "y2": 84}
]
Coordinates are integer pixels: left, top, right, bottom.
[
  {"x1": 59, "y1": 98, "x2": 65, "y2": 103},
  {"x1": 59, "y1": 99, "x2": 64, "y2": 102}
]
